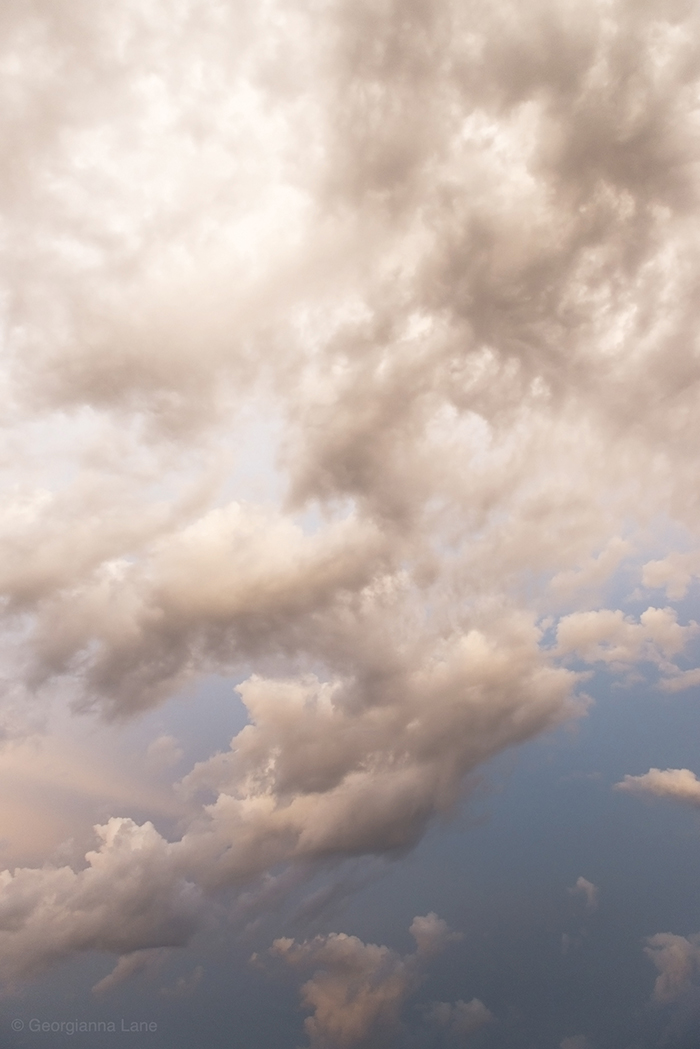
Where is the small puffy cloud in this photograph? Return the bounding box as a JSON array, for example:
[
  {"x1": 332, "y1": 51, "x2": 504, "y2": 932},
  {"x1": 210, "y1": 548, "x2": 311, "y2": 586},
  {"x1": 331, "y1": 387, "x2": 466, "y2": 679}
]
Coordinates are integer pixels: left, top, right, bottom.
[
  {"x1": 409, "y1": 912, "x2": 463, "y2": 958},
  {"x1": 615, "y1": 768, "x2": 700, "y2": 807},
  {"x1": 568, "y1": 877, "x2": 599, "y2": 912},
  {"x1": 645, "y1": 932, "x2": 700, "y2": 1004},
  {"x1": 270, "y1": 914, "x2": 470, "y2": 1049}
]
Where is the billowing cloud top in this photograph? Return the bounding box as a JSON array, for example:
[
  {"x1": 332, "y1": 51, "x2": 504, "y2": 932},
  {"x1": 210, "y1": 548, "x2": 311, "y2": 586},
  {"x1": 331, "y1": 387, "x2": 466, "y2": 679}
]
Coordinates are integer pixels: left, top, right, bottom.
[{"x1": 0, "y1": 0, "x2": 700, "y2": 985}]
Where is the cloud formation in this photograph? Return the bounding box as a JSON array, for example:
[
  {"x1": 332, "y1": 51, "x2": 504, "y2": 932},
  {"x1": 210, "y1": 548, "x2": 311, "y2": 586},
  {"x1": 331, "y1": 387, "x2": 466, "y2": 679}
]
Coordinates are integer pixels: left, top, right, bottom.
[
  {"x1": 0, "y1": 0, "x2": 699, "y2": 984},
  {"x1": 556, "y1": 607, "x2": 699, "y2": 688},
  {"x1": 269, "y1": 914, "x2": 473, "y2": 1049},
  {"x1": 645, "y1": 932, "x2": 700, "y2": 1004},
  {"x1": 0, "y1": 819, "x2": 201, "y2": 984},
  {"x1": 615, "y1": 768, "x2": 700, "y2": 806}
]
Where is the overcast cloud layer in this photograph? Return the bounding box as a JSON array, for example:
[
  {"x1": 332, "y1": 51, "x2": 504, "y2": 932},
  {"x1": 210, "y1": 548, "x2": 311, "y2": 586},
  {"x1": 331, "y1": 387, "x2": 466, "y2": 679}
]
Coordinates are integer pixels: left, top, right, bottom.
[{"x1": 1, "y1": 0, "x2": 700, "y2": 1006}]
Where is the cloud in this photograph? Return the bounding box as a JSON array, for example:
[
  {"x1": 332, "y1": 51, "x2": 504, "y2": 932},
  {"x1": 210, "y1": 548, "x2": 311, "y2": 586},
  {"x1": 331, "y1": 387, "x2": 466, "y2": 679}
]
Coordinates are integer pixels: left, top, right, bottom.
[
  {"x1": 0, "y1": 0, "x2": 699, "y2": 983},
  {"x1": 615, "y1": 768, "x2": 700, "y2": 806},
  {"x1": 0, "y1": 818, "x2": 201, "y2": 984},
  {"x1": 269, "y1": 914, "x2": 472, "y2": 1049},
  {"x1": 568, "y1": 876, "x2": 599, "y2": 912},
  {"x1": 556, "y1": 607, "x2": 699, "y2": 686},
  {"x1": 92, "y1": 948, "x2": 166, "y2": 996},
  {"x1": 642, "y1": 552, "x2": 700, "y2": 601},
  {"x1": 645, "y1": 932, "x2": 700, "y2": 1004},
  {"x1": 176, "y1": 651, "x2": 576, "y2": 887},
  {"x1": 0, "y1": 0, "x2": 698, "y2": 724},
  {"x1": 426, "y1": 998, "x2": 493, "y2": 1041}
]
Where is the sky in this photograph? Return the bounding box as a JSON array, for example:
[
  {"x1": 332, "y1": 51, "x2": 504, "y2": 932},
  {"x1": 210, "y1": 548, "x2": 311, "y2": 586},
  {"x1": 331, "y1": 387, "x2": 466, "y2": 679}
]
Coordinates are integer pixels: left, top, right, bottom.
[{"x1": 1, "y1": 0, "x2": 700, "y2": 1046}]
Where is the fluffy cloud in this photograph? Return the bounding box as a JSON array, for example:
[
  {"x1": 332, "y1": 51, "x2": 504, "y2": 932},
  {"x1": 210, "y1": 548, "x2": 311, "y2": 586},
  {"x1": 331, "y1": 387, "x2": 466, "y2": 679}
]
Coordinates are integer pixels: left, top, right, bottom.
[
  {"x1": 615, "y1": 768, "x2": 700, "y2": 806},
  {"x1": 642, "y1": 553, "x2": 700, "y2": 602},
  {"x1": 176, "y1": 643, "x2": 575, "y2": 887},
  {"x1": 645, "y1": 932, "x2": 700, "y2": 1004},
  {"x1": 269, "y1": 914, "x2": 473, "y2": 1049},
  {"x1": 0, "y1": 0, "x2": 699, "y2": 723},
  {"x1": 0, "y1": 0, "x2": 699, "y2": 983},
  {"x1": 556, "y1": 607, "x2": 699, "y2": 686},
  {"x1": 0, "y1": 819, "x2": 201, "y2": 984}
]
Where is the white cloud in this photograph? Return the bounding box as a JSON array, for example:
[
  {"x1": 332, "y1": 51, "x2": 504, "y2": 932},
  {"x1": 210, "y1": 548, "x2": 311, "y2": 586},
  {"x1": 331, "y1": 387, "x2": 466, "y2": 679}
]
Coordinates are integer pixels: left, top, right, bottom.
[{"x1": 615, "y1": 768, "x2": 700, "y2": 806}]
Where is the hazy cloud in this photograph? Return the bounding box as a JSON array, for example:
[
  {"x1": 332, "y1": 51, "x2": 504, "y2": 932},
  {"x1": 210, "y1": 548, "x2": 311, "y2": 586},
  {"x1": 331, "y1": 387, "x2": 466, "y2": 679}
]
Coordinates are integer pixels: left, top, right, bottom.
[
  {"x1": 645, "y1": 932, "x2": 700, "y2": 1004},
  {"x1": 426, "y1": 998, "x2": 493, "y2": 1041},
  {"x1": 92, "y1": 947, "x2": 166, "y2": 996},
  {"x1": 568, "y1": 876, "x2": 599, "y2": 912},
  {"x1": 146, "y1": 735, "x2": 184, "y2": 772}
]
